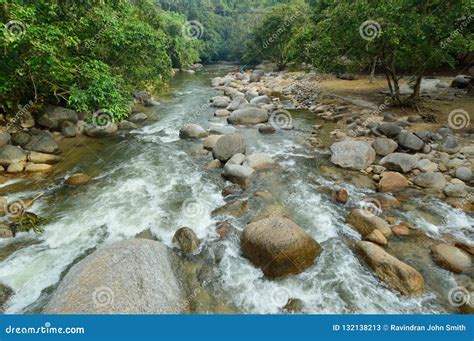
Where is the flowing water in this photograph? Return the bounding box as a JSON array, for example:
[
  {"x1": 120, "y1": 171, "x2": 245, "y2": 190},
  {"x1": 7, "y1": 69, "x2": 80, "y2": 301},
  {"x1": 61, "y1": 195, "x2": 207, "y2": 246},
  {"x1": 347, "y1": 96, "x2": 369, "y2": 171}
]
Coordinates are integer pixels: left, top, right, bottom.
[{"x1": 0, "y1": 65, "x2": 472, "y2": 314}]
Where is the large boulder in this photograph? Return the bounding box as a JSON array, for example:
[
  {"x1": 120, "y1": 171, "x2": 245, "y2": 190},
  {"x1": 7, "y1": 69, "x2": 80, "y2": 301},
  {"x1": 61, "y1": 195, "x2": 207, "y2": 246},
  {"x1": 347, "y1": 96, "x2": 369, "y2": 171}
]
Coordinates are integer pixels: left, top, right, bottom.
[
  {"x1": 346, "y1": 209, "x2": 392, "y2": 237},
  {"x1": 0, "y1": 145, "x2": 27, "y2": 166},
  {"x1": 241, "y1": 215, "x2": 321, "y2": 278},
  {"x1": 397, "y1": 131, "x2": 424, "y2": 151},
  {"x1": 250, "y1": 95, "x2": 270, "y2": 105},
  {"x1": 179, "y1": 124, "x2": 208, "y2": 139},
  {"x1": 222, "y1": 164, "x2": 255, "y2": 186},
  {"x1": 211, "y1": 96, "x2": 231, "y2": 108},
  {"x1": 380, "y1": 153, "x2": 417, "y2": 173},
  {"x1": 330, "y1": 140, "x2": 376, "y2": 170},
  {"x1": 244, "y1": 153, "x2": 276, "y2": 170},
  {"x1": 431, "y1": 244, "x2": 472, "y2": 273},
  {"x1": 227, "y1": 108, "x2": 268, "y2": 125},
  {"x1": 44, "y1": 240, "x2": 189, "y2": 314},
  {"x1": 413, "y1": 172, "x2": 446, "y2": 190},
  {"x1": 356, "y1": 241, "x2": 425, "y2": 296},
  {"x1": 212, "y1": 134, "x2": 246, "y2": 161},
  {"x1": 378, "y1": 123, "x2": 402, "y2": 138},
  {"x1": 378, "y1": 172, "x2": 409, "y2": 192},
  {"x1": 24, "y1": 131, "x2": 59, "y2": 154},
  {"x1": 38, "y1": 106, "x2": 78, "y2": 130},
  {"x1": 451, "y1": 75, "x2": 470, "y2": 89},
  {"x1": 439, "y1": 136, "x2": 460, "y2": 154},
  {"x1": 372, "y1": 138, "x2": 398, "y2": 156}
]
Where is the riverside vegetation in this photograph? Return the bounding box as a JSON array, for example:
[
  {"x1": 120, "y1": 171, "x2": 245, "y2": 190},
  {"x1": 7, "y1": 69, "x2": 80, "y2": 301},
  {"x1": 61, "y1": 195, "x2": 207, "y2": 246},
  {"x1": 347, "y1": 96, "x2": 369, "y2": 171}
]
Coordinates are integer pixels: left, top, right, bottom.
[{"x1": 0, "y1": 0, "x2": 473, "y2": 315}]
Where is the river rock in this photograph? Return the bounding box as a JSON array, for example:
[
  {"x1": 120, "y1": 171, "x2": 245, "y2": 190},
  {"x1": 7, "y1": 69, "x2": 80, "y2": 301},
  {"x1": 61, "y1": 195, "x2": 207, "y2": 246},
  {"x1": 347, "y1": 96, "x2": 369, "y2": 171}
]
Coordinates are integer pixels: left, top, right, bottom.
[
  {"x1": 118, "y1": 120, "x2": 138, "y2": 130},
  {"x1": 431, "y1": 244, "x2": 472, "y2": 273},
  {"x1": 443, "y1": 183, "x2": 469, "y2": 198},
  {"x1": 7, "y1": 162, "x2": 24, "y2": 173},
  {"x1": 24, "y1": 131, "x2": 59, "y2": 154},
  {"x1": 172, "y1": 227, "x2": 200, "y2": 255},
  {"x1": 372, "y1": 138, "x2": 398, "y2": 156},
  {"x1": 179, "y1": 124, "x2": 208, "y2": 139},
  {"x1": 227, "y1": 108, "x2": 268, "y2": 125},
  {"x1": 0, "y1": 283, "x2": 12, "y2": 312},
  {"x1": 0, "y1": 132, "x2": 11, "y2": 147},
  {"x1": 211, "y1": 96, "x2": 231, "y2": 108},
  {"x1": 203, "y1": 135, "x2": 222, "y2": 150},
  {"x1": 250, "y1": 70, "x2": 264, "y2": 83},
  {"x1": 241, "y1": 215, "x2": 321, "y2": 278},
  {"x1": 416, "y1": 159, "x2": 438, "y2": 172},
  {"x1": 332, "y1": 188, "x2": 348, "y2": 204},
  {"x1": 356, "y1": 241, "x2": 424, "y2": 295},
  {"x1": 413, "y1": 172, "x2": 446, "y2": 190},
  {"x1": 0, "y1": 224, "x2": 13, "y2": 238},
  {"x1": 439, "y1": 136, "x2": 460, "y2": 154},
  {"x1": 250, "y1": 95, "x2": 270, "y2": 105},
  {"x1": 208, "y1": 124, "x2": 238, "y2": 135},
  {"x1": 244, "y1": 153, "x2": 275, "y2": 170},
  {"x1": 44, "y1": 240, "x2": 189, "y2": 314},
  {"x1": 66, "y1": 173, "x2": 92, "y2": 186},
  {"x1": 227, "y1": 97, "x2": 248, "y2": 111},
  {"x1": 397, "y1": 131, "x2": 424, "y2": 151},
  {"x1": 226, "y1": 153, "x2": 246, "y2": 166},
  {"x1": 212, "y1": 134, "x2": 246, "y2": 161},
  {"x1": 25, "y1": 163, "x2": 52, "y2": 173},
  {"x1": 204, "y1": 159, "x2": 221, "y2": 170},
  {"x1": 378, "y1": 172, "x2": 409, "y2": 192},
  {"x1": 212, "y1": 199, "x2": 249, "y2": 217},
  {"x1": 215, "y1": 109, "x2": 231, "y2": 117},
  {"x1": 346, "y1": 209, "x2": 392, "y2": 237},
  {"x1": 38, "y1": 106, "x2": 78, "y2": 129},
  {"x1": 378, "y1": 123, "x2": 402, "y2": 138},
  {"x1": 211, "y1": 77, "x2": 225, "y2": 87},
  {"x1": 61, "y1": 121, "x2": 77, "y2": 137},
  {"x1": 365, "y1": 229, "x2": 387, "y2": 246},
  {"x1": 258, "y1": 124, "x2": 276, "y2": 134},
  {"x1": 330, "y1": 140, "x2": 375, "y2": 170},
  {"x1": 0, "y1": 145, "x2": 27, "y2": 166},
  {"x1": 20, "y1": 111, "x2": 35, "y2": 129},
  {"x1": 455, "y1": 167, "x2": 472, "y2": 182},
  {"x1": 129, "y1": 113, "x2": 147, "y2": 123},
  {"x1": 451, "y1": 75, "x2": 470, "y2": 89},
  {"x1": 222, "y1": 164, "x2": 255, "y2": 186},
  {"x1": 83, "y1": 123, "x2": 118, "y2": 137},
  {"x1": 380, "y1": 153, "x2": 417, "y2": 173}
]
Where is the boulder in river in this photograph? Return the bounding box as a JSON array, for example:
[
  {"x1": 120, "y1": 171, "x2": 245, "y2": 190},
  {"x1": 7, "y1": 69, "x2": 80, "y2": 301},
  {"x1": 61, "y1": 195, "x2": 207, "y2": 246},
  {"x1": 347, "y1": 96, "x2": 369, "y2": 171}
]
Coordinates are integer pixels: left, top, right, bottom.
[
  {"x1": 378, "y1": 171, "x2": 409, "y2": 192},
  {"x1": 365, "y1": 229, "x2": 387, "y2": 246},
  {"x1": 355, "y1": 241, "x2": 425, "y2": 296},
  {"x1": 241, "y1": 215, "x2": 321, "y2": 278},
  {"x1": 244, "y1": 153, "x2": 276, "y2": 170},
  {"x1": 222, "y1": 164, "x2": 255, "y2": 186},
  {"x1": 118, "y1": 120, "x2": 138, "y2": 130},
  {"x1": 66, "y1": 173, "x2": 92, "y2": 186},
  {"x1": 84, "y1": 123, "x2": 118, "y2": 137},
  {"x1": 44, "y1": 239, "x2": 189, "y2": 314},
  {"x1": 129, "y1": 113, "x2": 147, "y2": 123},
  {"x1": 226, "y1": 153, "x2": 246, "y2": 166},
  {"x1": 330, "y1": 140, "x2": 375, "y2": 170},
  {"x1": 25, "y1": 163, "x2": 52, "y2": 173},
  {"x1": 249, "y1": 70, "x2": 264, "y2": 83},
  {"x1": 227, "y1": 108, "x2": 269, "y2": 125},
  {"x1": 212, "y1": 134, "x2": 246, "y2": 162},
  {"x1": 379, "y1": 153, "x2": 417, "y2": 173},
  {"x1": 24, "y1": 131, "x2": 59, "y2": 154},
  {"x1": 250, "y1": 95, "x2": 270, "y2": 106},
  {"x1": 226, "y1": 97, "x2": 248, "y2": 111},
  {"x1": 443, "y1": 183, "x2": 469, "y2": 198},
  {"x1": 38, "y1": 106, "x2": 79, "y2": 130},
  {"x1": 0, "y1": 145, "x2": 27, "y2": 166},
  {"x1": 346, "y1": 209, "x2": 392, "y2": 237},
  {"x1": 455, "y1": 167, "x2": 472, "y2": 182},
  {"x1": 179, "y1": 124, "x2": 208, "y2": 139},
  {"x1": 211, "y1": 96, "x2": 231, "y2": 108},
  {"x1": 372, "y1": 138, "x2": 398, "y2": 156},
  {"x1": 203, "y1": 135, "x2": 222, "y2": 151},
  {"x1": 214, "y1": 109, "x2": 231, "y2": 117},
  {"x1": 431, "y1": 244, "x2": 472, "y2": 273},
  {"x1": 413, "y1": 172, "x2": 446, "y2": 190},
  {"x1": 208, "y1": 124, "x2": 238, "y2": 135},
  {"x1": 172, "y1": 227, "x2": 201, "y2": 255},
  {"x1": 61, "y1": 121, "x2": 77, "y2": 138}
]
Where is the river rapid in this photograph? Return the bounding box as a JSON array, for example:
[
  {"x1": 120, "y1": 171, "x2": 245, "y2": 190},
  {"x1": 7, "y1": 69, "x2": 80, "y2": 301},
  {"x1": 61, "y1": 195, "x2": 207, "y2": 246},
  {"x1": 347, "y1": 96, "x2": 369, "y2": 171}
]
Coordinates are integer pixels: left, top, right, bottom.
[{"x1": 0, "y1": 64, "x2": 472, "y2": 314}]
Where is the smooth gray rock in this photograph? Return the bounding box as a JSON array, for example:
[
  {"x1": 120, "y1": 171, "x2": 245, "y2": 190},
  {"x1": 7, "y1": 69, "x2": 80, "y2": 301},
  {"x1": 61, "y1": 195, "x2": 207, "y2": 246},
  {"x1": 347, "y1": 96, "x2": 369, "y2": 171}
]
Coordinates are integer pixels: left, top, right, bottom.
[
  {"x1": 84, "y1": 123, "x2": 118, "y2": 137},
  {"x1": 212, "y1": 134, "x2": 246, "y2": 161},
  {"x1": 179, "y1": 124, "x2": 208, "y2": 139},
  {"x1": 413, "y1": 172, "x2": 446, "y2": 190},
  {"x1": 378, "y1": 123, "x2": 402, "y2": 137},
  {"x1": 250, "y1": 95, "x2": 270, "y2": 105},
  {"x1": 208, "y1": 124, "x2": 238, "y2": 135},
  {"x1": 38, "y1": 106, "x2": 78, "y2": 129},
  {"x1": 330, "y1": 140, "x2": 376, "y2": 170},
  {"x1": 0, "y1": 145, "x2": 27, "y2": 166},
  {"x1": 129, "y1": 113, "x2": 147, "y2": 123},
  {"x1": 439, "y1": 136, "x2": 460, "y2": 154},
  {"x1": 11, "y1": 131, "x2": 30, "y2": 147},
  {"x1": 380, "y1": 153, "x2": 418, "y2": 173},
  {"x1": 44, "y1": 240, "x2": 189, "y2": 314},
  {"x1": 250, "y1": 70, "x2": 264, "y2": 83},
  {"x1": 0, "y1": 132, "x2": 11, "y2": 147},
  {"x1": 227, "y1": 108, "x2": 268, "y2": 125},
  {"x1": 455, "y1": 167, "x2": 472, "y2": 182},
  {"x1": 226, "y1": 97, "x2": 248, "y2": 111},
  {"x1": 24, "y1": 132, "x2": 59, "y2": 154},
  {"x1": 118, "y1": 120, "x2": 138, "y2": 130},
  {"x1": 444, "y1": 184, "x2": 469, "y2": 198},
  {"x1": 398, "y1": 131, "x2": 424, "y2": 151},
  {"x1": 372, "y1": 138, "x2": 398, "y2": 156},
  {"x1": 222, "y1": 163, "x2": 255, "y2": 185}
]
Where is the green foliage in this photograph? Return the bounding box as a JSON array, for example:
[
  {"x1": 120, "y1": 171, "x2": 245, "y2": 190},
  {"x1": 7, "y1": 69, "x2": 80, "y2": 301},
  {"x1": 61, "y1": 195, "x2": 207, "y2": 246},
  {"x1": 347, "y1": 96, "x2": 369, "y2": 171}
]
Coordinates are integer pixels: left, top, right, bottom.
[{"x1": 10, "y1": 212, "x2": 44, "y2": 235}]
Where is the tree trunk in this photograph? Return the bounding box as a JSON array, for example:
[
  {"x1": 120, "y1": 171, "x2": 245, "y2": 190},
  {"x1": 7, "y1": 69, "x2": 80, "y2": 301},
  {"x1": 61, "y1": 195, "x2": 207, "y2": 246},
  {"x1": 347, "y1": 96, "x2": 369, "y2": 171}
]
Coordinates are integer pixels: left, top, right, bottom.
[
  {"x1": 408, "y1": 76, "x2": 422, "y2": 101},
  {"x1": 369, "y1": 57, "x2": 377, "y2": 83}
]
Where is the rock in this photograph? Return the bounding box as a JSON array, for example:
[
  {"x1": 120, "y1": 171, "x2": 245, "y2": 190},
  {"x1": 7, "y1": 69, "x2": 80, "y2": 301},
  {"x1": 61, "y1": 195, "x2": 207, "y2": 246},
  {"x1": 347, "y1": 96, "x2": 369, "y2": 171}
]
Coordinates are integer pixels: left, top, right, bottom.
[
  {"x1": 451, "y1": 75, "x2": 470, "y2": 89},
  {"x1": 244, "y1": 153, "x2": 276, "y2": 170},
  {"x1": 222, "y1": 164, "x2": 255, "y2": 186},
  {"x1": 24, "y1": 132, "x2": 59, "y2": 154},
  {"x1": 413, "y1": 172, "x2": 446, "y2": 190},
  {"x1": 28, "y1": 151, "x2": 61, "y2": 164},
  {"x1": 61, "y1": 121, "x2": 77, "y2": 138},
  {"x1": 44, "y1": 240, "x2": 189, "y2": 314},
  {"x1": 431, "y1": 244, "x2": 472, "y2": 273},
  {"x1": 172, "y1": 227, "x2": 200, "y2": 255},
  {"x1": 346, "y1": 209, "x2": 392, "y2": 237},
  {"x1": 25, "y1": 163, "x2": 52, "y2": 173},
  {"x1": 179, "y1": 124, "x2": 208, "y2": 139},
  {"x1": 226, "y1": 153, "x2": 246, "y2": 166},
  {"x1": 38, "y1": 106, "x2": 78, "y2": 129},
  {"x1": 129, "y1": 113, "x2": 147, "y2": 123},
  {"x1": 416, "y1": 159, "x2": 438, "y2": 172},
  {"x1": 258, "y1": 124, "x2": 276, "y2": 134},
  {"x1": 214, "y1": 109, "x2": 230, "y2": 117},
  {"x1": 118, "y1": 120, "x2": 138, "y2": 130},
  {"x1": 211, "y1": 96, "x2": 231, "y2": 108},
  {"x1": 355, "y1": 241, "x2": 424, "y2": 295},
  {"x1": 208, "y1": 124, "x2": 238, "y2": 135},
  {"x1": 0, "y1": 224, "x2": 13, "y2": 238},
  {"x1": 365, "y1": 229, "x2": 387, "y2": 246},
  {"x1": 7, "y1": 162, "x2": 25, "y2": 173},
  {"x1": 11, "y1": 131, "x2": 31, "y2": 147},
  {"x1": 203, "y1": 135, "x2": 222, "y2": 151},
  {"x1": 222, "y1": 184, "x2": 242, "y2": 197},
  {"x1": 0, "y1": 283, "x2": 12, "y2": 312},
  {"x1": 283, "y1": 298, "x2": 304, "y2": 313},
  {"x1": 0, "y1": 132, "x2": 11, "y2": 147},
  {"x1": 215, "y1": 221, "x2": 234, "y2": 240},
  {"x1": 212, "y1": 134, "x2": 246, "y2": 162},
  {"x1": 455, "y1": 167, "x2": 472, "y2": 182},
  {"x1": 250, "y1": 95, "x2": 270, "y2": 105},
  {"x1": 437, "y1": 127, "x2": 453, "y2": 138},
  {"x1": 372, "y1": 138, "x2": 398, "y2": 156},
  {"x1": 249, "y1": 70, "x2": 264, "y2": 83},
  {"x1": 407, "y1": 115, "x2": 422, "y2": 123},
  {"x1": 332, "y1": 188, "x2": 348, "y2": 204},
  {"x1": 330, "y1": 140, "x2": 376, "y2": 170},
  {"x1": 211, "y1": 199, "x2": 249, "y2": 218},
  {"x1": 378, "y1": 123, "x2": 402, "y2": 138},
  {"x1": 0, "y1": 145, "x2": 27, "y2": 166},
  {"x1": 439, "y1": 136, "x2": 460, "y2": 154},
  {"x1": 444, "y1": 183, "x2": 469, "y2": 198},
  {"x1": 227, "y1": 107, "x2": 269, "y2": 126},
  {"x1": 84, "y1": 123, "x2": 118, "y2": 137},
  {"x1": 378, "y1": 172, "x2": 409, "y2": 192},
  {"x1": 204, "y1": 159, "x2": 221, "y2": 170},
  {"x1": 241, "y1": 215, "x2": 321, "y2": 278},
  {"x1": 20, "y1": 111, "x2": 35, "y2": 129},
  {"x1": 211, "y1": 77, "x2": 225, "y2": 87},
  {"x1": 397, "y1": 131, "x2": 424, "y2": 151},
  {"x1": 227, "y1": 97, "x2": 248, "y2": 111},
  {"x1": 66, "y1": 173, "x2": 92, "y2": 186},
  {"x1": 392, "y1": 224, "x2": 410, "y2": 236},
  {"x1": 380, "y1": 153, "x2": 417, "y2": 173}
]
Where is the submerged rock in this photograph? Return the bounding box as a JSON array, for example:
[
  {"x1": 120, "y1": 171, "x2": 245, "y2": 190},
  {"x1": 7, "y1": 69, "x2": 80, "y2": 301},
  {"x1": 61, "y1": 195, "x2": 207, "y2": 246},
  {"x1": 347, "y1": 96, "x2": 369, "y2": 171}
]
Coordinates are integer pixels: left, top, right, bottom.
[
  {"x1": 355, "y1": 241, "x2": 425, "y2": 296},
  {"x1": 173, "y1": 227, "x2": 200, "y2": 255},
  {"x1": 431, "y1": 244, "x2": 472, "y2": 273},
  {"x1": 346, "y1": 209, "x2": 392, "y2": 237},
  {"x1": 179, "y1": 124, "x2": 208, "y2": 139},
  {"x1": 241, "y1": 215, "x2": 321, "y2": 278},
  {"x1": 44, "y1": 240, "x2": 189, "y2": 314},
  {"x1": 244, "y1": 153, "x2": 276, "y2": 170},
  {"x1": 65, "y1": 173, "x2": 92, "y2": 186},
  {"x1": 330, "y1": 140, "x2": 376, "y2": 170}
]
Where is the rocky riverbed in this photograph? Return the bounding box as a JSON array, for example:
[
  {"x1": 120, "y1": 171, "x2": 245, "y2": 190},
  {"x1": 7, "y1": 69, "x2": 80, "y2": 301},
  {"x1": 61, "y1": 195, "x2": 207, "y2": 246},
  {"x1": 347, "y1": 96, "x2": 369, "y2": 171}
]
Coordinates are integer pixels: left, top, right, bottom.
[{"x1": 0, "y1": 65, "x2": 472, "y2": 314}]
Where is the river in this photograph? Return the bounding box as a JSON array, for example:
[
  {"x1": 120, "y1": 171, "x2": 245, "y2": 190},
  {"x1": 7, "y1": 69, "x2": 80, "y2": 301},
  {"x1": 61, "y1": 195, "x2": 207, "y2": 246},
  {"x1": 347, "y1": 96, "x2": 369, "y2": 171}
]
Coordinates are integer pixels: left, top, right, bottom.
[{"x1": 0, "y1": 64, "x2": 472, "y2": 314}]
